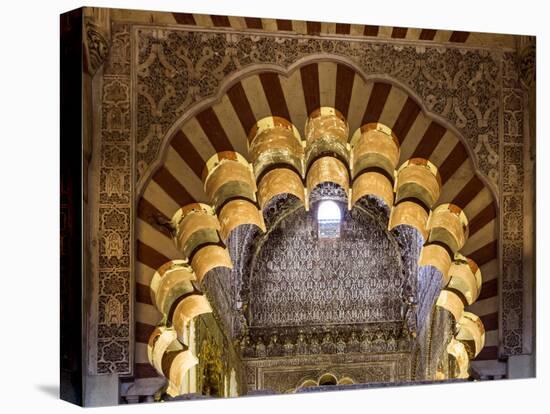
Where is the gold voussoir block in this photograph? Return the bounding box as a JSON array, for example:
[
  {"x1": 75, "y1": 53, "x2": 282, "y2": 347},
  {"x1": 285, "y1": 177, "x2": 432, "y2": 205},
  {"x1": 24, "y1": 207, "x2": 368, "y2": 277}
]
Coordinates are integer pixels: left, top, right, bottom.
[
  {"x1": 172, "y1": 294, "x2": 213, "y2": 345},
  {"x1": 249, "y1": 116, "x2": 303, "y2": 179},
  {"x1": 172, "y1": 205, "x2": 221, "y2": 259},
  {"x1": 395, "y1": 158, "x2": 441, "y2": 209},
  {"x1": 147, "y1": 298, "x2": 207, "y2": 399},
  {"x1": 305, "y1": 107, "x2": 349, "y2": 144},
  {"x1": 447, "y1": 254, "x2": 482, "y2": 305},
  {"x1": 304, "y1": 136, "x2": 350, "y2": 171},
  {"x1": 147, "y1": 326, "x2": 180, "y2": 377},
  {"x1": 306, "y1": 156, "x2": 350, "y2": 194},
  {"x1": 150, "y1": 260, "x2": 196, "y2": 315},
  {"x1": 165, "y1": 350, "x2": 199, "y2": 397},
  {"x1": 204, "y1": 161, "x2": 257, "y2": 210},
  {"x1": 257, "y1": 168, "x2": 305, "y2": 209},
  {"x1": 428, "y1": 203, "x2": 469, "y2": 254},
  {"x1": 351, "y1": 123, "x2": 400, "y2": 179},
  {"x1": 252, "y1": 148, "x2": 304, "y2": 181},
  {"x1": 351, "y1": 170, "x2": 394, "y2": 209},
  {"x1": 190, "y1": 244, "x2": 233, "y2": 284},
  {"x1": 436, "y1": 289, "x2": 465, "y2": 322},
  {"x1": 203, "y1": 151, "x2": 257, "y2": 210},
  {"x1": 389, "y1": 200, "x2": 429, "y2": 240},
  {"x1": 446, "y1": 338, "x2": 470, "y2": 379},
  {"x1": 418, "y1": 244, "x2": 452, "y2": 285},
  {"x1": 218, "y1": 199, "x2": 266, "y2": 240},
  {"x1": 456, "y1": 311, "x2": 486, "y2": 358},
  {"x1": 304, "y1": 107, "x2": 350, "y2": 169},
  {"x1": 149, "y1": 259, "x2": 188, "y2": 304}
]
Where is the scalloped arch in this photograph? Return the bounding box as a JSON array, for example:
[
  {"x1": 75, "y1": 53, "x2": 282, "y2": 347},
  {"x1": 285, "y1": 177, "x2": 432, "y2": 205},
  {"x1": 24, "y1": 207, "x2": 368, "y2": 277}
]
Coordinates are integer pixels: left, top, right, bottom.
[
  {"x1": 135, "y1": 55, "x2": 503, "y2": 390},
  {"x1": 136, "y1": 53, "x2": 498, "y2": 208}
]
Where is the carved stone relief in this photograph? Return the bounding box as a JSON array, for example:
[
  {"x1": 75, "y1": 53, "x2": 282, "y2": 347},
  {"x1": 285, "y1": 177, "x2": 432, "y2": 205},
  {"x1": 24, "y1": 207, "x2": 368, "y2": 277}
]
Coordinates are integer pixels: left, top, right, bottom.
[
  {"x1": 499, "y1": 52, "x2": 528, "y2": 355},
  {"x1": 94, "y1": 23, "x2": 133, "y2": 375},
  {"x1": 84, "y1": 17, "x2": 110, "y2": 76},
  {"x1": 133, "y1": 27, "x2": 502, "y2": 188}
]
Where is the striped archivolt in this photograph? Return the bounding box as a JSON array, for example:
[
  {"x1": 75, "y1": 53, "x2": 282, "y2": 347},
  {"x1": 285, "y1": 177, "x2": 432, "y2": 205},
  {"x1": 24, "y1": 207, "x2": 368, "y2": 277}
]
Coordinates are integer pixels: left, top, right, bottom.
[
  {"x1": 135, "y1": 67, "x2": 498, "y2": 384},
  {"x1": 142, "y1": 106, "x2": 492, "y2": 393}
]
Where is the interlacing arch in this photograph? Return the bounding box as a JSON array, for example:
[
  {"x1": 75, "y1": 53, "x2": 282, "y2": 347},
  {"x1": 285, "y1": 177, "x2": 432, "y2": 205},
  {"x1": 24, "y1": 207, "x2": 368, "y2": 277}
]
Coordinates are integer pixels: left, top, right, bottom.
[{"x1": 146, "y1": 107, "x2": 485, "y2": 396}]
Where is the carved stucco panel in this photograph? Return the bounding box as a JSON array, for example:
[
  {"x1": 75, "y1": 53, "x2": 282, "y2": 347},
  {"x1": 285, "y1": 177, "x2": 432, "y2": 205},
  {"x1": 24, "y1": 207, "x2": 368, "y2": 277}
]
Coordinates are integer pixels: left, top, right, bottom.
[
  {"x1": 93, "y1": 23, "x2": 134, "y2": 375},
  {"x1": 499, "y1": 52, "x2": 527, "y2": 355},
  {"x1": 133, "y1": 27, "x2": 502, "y2": 188}
]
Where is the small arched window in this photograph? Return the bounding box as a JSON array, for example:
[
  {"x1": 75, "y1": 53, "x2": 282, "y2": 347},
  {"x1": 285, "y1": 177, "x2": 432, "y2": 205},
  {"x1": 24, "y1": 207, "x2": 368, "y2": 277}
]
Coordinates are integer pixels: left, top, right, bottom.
[{"x1": 317, "y1": 200, "x2": 342, "y2": 238}]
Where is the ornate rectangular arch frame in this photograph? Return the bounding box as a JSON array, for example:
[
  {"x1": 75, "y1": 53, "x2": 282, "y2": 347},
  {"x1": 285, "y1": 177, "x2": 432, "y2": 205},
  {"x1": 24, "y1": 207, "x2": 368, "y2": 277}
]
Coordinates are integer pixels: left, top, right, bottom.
[{"x1": 72, "y1": 6, "x2": 535, "y2": 394}]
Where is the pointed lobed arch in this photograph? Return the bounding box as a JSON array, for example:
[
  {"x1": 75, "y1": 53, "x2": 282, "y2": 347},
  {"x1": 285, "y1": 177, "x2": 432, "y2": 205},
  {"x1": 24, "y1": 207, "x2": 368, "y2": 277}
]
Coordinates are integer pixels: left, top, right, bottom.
[{"x1": 133, "y1": 56, "x2": 501, "y2": 379}]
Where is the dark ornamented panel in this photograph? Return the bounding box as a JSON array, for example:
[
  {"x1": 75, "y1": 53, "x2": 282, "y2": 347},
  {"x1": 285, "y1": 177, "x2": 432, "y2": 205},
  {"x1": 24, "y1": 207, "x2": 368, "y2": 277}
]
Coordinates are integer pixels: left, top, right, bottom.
[
  {"x1": 391, "y1": 225, "x2": 429, "y2": 338},
  {"x1": 239, "y1": 322, "x2": 411, "y2": 359},
  {"x1": 262, "y1": 194, "x2": 304, "y2": 230},
  {"x1": 248, "y1": 207, "x2": 405, "y2": 328},
  {"x1": 202, "y1": 267, "x2": 234, "y2": 336},
  {"x1": 414, "y1": 306, "x2": 455, "y2": 380},
  {"x1": 201, "y1": 224, "x2": 264, "y2": 339},
  {"x1": 355, "y1": 195, "x2": 391, "y2": 227},
  {"x1": 84, "y1": 17, "x2": 110, "y2": 76},
  {"x1": 415, "y1": 266, "x2": 444, "y2": 340}
]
